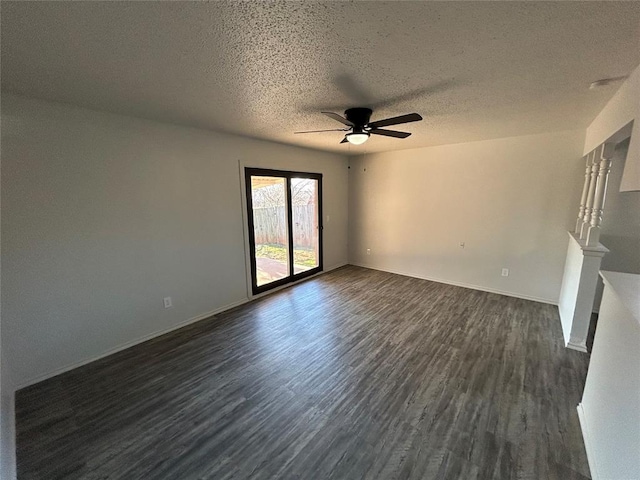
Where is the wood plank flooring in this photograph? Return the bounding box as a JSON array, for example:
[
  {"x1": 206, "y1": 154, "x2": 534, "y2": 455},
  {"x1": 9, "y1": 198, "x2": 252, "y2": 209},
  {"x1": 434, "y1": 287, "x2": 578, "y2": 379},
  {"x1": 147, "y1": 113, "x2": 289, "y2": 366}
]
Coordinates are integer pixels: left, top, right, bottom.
[{"x1": 16, "y1": 266, "x2": 591, "y2": 479}]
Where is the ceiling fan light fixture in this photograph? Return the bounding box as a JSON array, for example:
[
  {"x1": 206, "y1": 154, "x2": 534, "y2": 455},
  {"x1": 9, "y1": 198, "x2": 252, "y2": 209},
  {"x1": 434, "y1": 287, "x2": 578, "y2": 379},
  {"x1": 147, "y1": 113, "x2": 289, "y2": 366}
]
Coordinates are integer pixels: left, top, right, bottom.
[{"x1": 346, "y1": 132, "x2": 370, "y2": 145}]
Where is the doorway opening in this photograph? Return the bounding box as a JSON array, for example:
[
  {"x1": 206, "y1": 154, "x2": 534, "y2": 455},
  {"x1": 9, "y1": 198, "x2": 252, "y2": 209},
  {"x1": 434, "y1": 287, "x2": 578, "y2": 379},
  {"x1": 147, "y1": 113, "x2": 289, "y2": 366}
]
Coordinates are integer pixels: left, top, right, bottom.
[{"x1": 245, "y1": 168, "x2": 323, "y2": 295}]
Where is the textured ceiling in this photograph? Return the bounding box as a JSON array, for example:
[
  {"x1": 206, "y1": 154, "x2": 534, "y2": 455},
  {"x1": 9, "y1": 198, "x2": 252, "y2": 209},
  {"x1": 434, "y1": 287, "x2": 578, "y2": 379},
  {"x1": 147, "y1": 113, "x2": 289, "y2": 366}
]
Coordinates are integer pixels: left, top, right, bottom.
[{"x1": 2, "y1": 1, "x2": 640, "y2": 154}]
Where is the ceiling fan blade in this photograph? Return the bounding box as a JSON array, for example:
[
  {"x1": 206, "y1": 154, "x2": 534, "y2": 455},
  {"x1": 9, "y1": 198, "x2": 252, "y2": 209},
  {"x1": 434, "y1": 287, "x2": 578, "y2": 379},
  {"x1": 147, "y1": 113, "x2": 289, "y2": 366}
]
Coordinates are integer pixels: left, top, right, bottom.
[
  {"x1": 370, "y1": 128, "x2": 411, "y2": 139},
  {"x1": 294, "y1": 128, "x2": 349, "y2": 134},
  {"x1": 340, "y1": 137, "x2": 348, "y2": 144},
  {"x1": 368, "y1": 113, "x2": 422, "y2": 129},
  {"x1": 322, "y1": 111, "x2": 355, "y2": 127}
]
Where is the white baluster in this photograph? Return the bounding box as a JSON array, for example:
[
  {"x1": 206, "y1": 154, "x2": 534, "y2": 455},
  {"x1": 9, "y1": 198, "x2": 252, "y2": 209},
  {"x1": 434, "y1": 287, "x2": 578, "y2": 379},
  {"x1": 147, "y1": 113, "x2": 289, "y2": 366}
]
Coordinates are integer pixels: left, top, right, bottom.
[
  {"x1": 575, "y1": 152, "x2": 593, "y2": 234},
  {"x1": 580, "y1": 147, "x2": 601, "y2": 240},
  {"x1": 586, "y1": 143, "x2": 615, "y2": 246}
]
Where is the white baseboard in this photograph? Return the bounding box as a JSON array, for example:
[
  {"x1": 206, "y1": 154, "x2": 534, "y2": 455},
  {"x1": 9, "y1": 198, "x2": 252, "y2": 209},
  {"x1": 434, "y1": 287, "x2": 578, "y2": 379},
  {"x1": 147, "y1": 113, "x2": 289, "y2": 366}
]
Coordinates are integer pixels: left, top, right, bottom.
[
  {"x1": 17, "y1": 263, "x2": 349, "y2": 391},
  {"x1": 324, "y1": 262, "x2": 349, "y2": 272},
  {"x1": 567, "y1": 339, "x2": 589, "y2": 353},
  {"x1": 577, "y1": 403, "x2": 598, "y2": 480},
  {"x1": 350, "y1": 263, "x2": 558, "y2": 305},
  {"x1": 16, "y1": 297, "x2": 250, "y2": 391}
]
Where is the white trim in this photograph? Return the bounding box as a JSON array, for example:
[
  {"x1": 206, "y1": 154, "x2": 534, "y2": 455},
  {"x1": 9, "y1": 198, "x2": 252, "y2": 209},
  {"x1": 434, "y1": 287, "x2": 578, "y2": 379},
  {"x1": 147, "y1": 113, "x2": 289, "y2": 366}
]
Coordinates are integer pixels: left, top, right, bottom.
[
  {"x1": 324, "y1": 262, "x2": 348, "y2": 272},
  {"x1": 567, "y1": 231, "x2": 609, "y2": 257},
  {"x1": 560, "y1": 309, "x2": 572, "y2": 347},
  {"x1": 567, "y1": 340, "x2": 588, "y2": 353},
  {"x1": 15, "y1": 297, "x2": 250, "y2": 391},
  {"x1": 577, "y1": 403, "x2": 598, "y2": 480},
  {"x1": 350, "y1": 263, "x2": 558, "y2": 305}
]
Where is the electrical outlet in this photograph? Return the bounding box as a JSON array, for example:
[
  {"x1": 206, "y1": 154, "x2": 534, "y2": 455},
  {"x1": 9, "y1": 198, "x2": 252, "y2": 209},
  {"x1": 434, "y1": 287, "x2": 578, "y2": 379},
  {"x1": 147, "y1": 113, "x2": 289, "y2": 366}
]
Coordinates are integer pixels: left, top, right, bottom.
[
  {"x1": 501, "y1": 268, "x2": 509, "y2": 277},
  {"x1": 366, "y1": 248, "x2": 371, "y2": 255},
  {"x1": 163, "y1": 296, "x2": 172, "y2": 308}
]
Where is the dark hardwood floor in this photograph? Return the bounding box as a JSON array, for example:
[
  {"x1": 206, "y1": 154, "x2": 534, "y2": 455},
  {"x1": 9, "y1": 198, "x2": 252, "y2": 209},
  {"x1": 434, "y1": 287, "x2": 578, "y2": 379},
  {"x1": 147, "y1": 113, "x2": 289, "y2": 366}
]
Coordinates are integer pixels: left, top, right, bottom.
[{"x1": 16, "y1": 266, "x2": 591, "y2": 479}]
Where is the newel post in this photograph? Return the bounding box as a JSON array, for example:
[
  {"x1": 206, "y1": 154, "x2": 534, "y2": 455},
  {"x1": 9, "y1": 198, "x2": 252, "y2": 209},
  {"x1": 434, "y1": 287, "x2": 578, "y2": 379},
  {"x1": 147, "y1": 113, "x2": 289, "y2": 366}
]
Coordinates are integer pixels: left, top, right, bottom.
[
  {"x1": 586, "y1": 143, "x2": 615, "y2": 246},
  {"x1": 575, "y1": 152, "x2": 593, "y2": 234}
]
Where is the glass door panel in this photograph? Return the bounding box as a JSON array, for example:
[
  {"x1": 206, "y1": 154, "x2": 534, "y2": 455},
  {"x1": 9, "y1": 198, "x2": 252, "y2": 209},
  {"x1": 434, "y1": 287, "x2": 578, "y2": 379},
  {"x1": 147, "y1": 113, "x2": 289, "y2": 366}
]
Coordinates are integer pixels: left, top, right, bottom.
[
  {"x1": 291, "y1": 178, "x2": 320, "y2": 274},
  {"x1": 250, "y1": 176, "x2": 290, "y2": 287},
  {"x1": 245, "y1": 168, "x2": 322, "y2": 295}
]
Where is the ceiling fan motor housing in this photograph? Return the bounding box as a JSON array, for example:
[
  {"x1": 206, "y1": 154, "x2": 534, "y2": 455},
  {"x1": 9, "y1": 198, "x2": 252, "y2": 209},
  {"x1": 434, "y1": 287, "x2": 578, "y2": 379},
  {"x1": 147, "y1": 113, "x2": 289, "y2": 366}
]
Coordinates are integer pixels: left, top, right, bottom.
[{"x1": 345, "y1": 107, "x2": 372, "y2": 128}]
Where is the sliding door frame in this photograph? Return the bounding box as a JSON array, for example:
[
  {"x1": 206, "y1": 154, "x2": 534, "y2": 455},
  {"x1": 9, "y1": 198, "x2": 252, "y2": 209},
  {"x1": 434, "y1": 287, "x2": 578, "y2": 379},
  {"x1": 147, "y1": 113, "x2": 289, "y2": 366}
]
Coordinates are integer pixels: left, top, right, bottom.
[{"x1": 244, "y1": 167, "x2": 323, "y2": 295}]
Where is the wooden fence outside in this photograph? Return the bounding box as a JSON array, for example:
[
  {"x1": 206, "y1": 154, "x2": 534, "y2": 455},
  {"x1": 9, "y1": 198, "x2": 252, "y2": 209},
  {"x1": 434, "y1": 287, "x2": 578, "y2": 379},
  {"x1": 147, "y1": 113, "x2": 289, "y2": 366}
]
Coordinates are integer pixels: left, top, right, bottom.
[{"x1": 252, "y1": 205, "x2": 318, "y2": 248}]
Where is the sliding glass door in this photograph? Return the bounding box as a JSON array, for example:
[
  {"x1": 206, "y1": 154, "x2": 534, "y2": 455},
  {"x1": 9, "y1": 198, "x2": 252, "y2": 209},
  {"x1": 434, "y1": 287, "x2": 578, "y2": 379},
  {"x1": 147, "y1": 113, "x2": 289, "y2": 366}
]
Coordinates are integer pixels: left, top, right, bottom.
[{"x1": 245, "y1": 168, "x2": 323, "y2": 294}]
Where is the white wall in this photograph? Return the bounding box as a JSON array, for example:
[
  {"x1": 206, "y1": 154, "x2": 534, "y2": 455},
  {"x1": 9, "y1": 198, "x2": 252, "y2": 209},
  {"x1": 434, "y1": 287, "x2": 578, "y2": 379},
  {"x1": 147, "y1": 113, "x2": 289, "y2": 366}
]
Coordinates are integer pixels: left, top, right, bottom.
[
  {"x1": 584, "y1": 63, "x2": 640, "y2": 192},
  {"x1": 1, "y1": 160, "x2": 17, "y2": 479},
  {"x1": 1, "y1": 102, "x2": 17, "y2": 478},
  {"x1": 0, "y1": 351, "x2": 16, "y2": 480},
  {"x1": 593, "y1": 140, "x2": 640, "y2": 310},
  {"x1": 579, "y1": 272, "x2": 640, "y2": 480},
  {"x1": 348, "y1": 129, "x2": 586, "y2": 303},
  {"x1": 1, "y1": 93, "x2": 349, "y2": 389},
  {"x1": 600, "y1": 141, "x2": 640, "y2": 272}
]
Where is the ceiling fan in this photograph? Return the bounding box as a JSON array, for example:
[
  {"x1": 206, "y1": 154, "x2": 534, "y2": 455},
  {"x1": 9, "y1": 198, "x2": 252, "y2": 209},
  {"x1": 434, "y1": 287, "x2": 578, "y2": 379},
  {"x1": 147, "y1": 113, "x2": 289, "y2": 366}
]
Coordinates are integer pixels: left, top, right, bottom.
[{"x1": 295, "y1": 108, "x2": 422, "y2": 145}]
